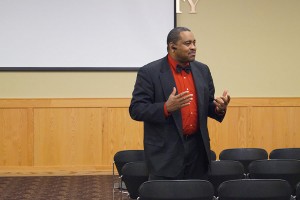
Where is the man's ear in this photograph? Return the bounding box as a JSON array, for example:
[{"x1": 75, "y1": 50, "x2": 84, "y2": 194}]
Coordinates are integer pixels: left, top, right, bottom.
[{"x1": 170, "y1": 42, "x2": 177, "y2": 51}]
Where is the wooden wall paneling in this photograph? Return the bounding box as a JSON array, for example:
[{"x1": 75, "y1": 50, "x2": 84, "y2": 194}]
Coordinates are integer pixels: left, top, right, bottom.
[
  {"x1": 250, "y1": 107, "x2": 300, "y2": 153},
  {"x1": 102, "y1": 107, "x2": 143, "y2": 169},
  {"x1": 27, "y1": 108, "x2": 34, "y2": 166},
  {"x1": 34, "y1": 108, "x2": 103, "y2": 166},
  {"x1": 209, "y1": 106, "x2": 249, "y2": 157},
  {"x1": 285, "y1": 107, "x2": 300, "y2": 147},
  {"x1": 208, "y1": 100, "x2": 300, "y2": 158},
  {"x1": 0, "y1": 108, "x2": 33, "y2": 166},
  {"x1": 0, "y1": 98, "x2": 299, "y2": 175}
]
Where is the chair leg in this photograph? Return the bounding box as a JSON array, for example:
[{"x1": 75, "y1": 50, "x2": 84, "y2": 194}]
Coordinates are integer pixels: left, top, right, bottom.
[
  {"x1": 112, "y1": 162, "x2": 122, "y2": 200},
  {"x1": 290, "y1": 195, "x2": 296, "y2": 200},
  {"x1": 120, "y1": 176, "x2": 123, "y2": 200},
  {"x1": 113, "y1": 162, "x2": 115, "y2": 200}
]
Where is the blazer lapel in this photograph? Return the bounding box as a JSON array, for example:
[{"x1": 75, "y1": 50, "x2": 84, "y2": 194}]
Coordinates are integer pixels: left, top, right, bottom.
[
  {"x1": 191, "y1": 62, "x2": 212, "y2": 162},
  {"x1": 159, "y1": 58, "x2": 183, "y2": 137},
  {"x1": 190, "y1": 62, "x2": 205, "y2": 119}
]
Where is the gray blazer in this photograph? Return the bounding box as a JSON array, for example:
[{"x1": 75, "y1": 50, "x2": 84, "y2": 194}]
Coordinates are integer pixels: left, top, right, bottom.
[{"x1": 129, "y1": 56, "x2": 225, "y2": 177}]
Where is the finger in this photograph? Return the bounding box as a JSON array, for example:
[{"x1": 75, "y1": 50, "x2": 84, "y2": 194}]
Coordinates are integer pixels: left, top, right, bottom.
[
  {"x1": 178, "y1": 90, "x2": 190, "y2": 97},
  {"x1": 214, "y1": 97, "x2": 226, "y2": 107},
  {"x1": 214, "y1": 102, "x2": 223, "y2": 111},
  {"x1": 171, "y1": 87, "x2": 177, "y2": 96},
  {"x1": 181, "y1": 98, "x2": 193, "y2": 105},
  {"x1": 176, "y1": 91, "x2": 190, "y2": 100},
  {"x1": 214, "y1": 97, "x2": 224, "y2": 104},
  {"x1": 220, "y1": 96, "x2": 228, "y2": 105},
  {"x1": 213, "y1": 100, "x2": 217, "y2": 105},
  {"x1": 213, "y1": 100, "x2": 221, "y2": 107},
  {"x1": 222, "y1": 90, "x2": 228, "y2": 97},
  {"x1": 180, "y1": 102, "x2": 191, "y2": 108},
  {"x1": 227, "y1": 95, "x2": 231, "y2": 103},
  {"x1": 220, "y1": 94, "x2": 231, "y2": 105},
  {"x1": 179, "y1": 94, "x2": 193, "y2": 102}
]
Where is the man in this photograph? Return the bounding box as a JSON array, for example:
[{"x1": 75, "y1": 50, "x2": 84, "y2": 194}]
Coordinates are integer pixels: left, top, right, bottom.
[{"x1": 129, "y1": 27, "x2": 230, "y2": 180}]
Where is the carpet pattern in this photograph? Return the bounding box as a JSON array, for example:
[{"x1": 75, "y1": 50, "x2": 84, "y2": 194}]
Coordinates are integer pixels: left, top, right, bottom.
[{"x1": 0, "y1": 175, "x2": 114, "y2": 200}]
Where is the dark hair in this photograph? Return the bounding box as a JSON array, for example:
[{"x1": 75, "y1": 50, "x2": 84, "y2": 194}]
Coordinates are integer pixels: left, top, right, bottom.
[{"x1": 167, "y1": 27, "x2": 191, "y2": 47}]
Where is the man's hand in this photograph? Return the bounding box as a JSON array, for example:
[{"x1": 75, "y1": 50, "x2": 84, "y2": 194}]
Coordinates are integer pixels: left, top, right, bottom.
[
  {"x1": 165, "y1": 87, "x2": 193, "y2": 113},
  {"x1": 214, "y1": 90, "x2": 231, "y2": 114}
]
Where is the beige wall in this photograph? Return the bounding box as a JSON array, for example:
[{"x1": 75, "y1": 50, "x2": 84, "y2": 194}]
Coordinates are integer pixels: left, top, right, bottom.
[
  {"x1": 178, "y1": 0, "x2": 300, "y2": 97},
  {"x1": 0, "y1": 72, "x2": 137, "y2": 98},
  {"x1": 1, "y1": 0, "x2": 300, "y2": 98}
]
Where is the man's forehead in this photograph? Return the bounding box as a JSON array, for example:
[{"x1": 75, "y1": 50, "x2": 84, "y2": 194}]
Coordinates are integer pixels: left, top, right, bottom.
[{"x1": 179, "y1": 31, "x2": 195, "y2": 42}]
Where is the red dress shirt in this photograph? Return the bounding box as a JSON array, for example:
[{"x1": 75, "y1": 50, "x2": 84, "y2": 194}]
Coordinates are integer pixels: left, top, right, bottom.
[{"x1": 164, "y1": 54, "x2": 199, "y2": 135}]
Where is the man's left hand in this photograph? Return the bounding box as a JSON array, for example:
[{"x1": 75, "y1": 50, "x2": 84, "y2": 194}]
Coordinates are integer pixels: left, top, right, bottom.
[{"x1": 214, "y1": 90, "x2": 231, "y2": 114}]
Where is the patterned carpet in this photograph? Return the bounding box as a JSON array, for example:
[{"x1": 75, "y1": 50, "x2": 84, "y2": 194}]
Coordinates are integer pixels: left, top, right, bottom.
[{"x1": 0, "y1": 175, "x2": 115, "y2": 200}]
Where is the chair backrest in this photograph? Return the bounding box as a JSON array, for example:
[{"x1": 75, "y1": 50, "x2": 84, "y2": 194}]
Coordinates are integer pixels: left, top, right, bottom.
[
  {"x1": 122, "y1": 161, "x2": 149, "y2": 199},
  {"x1": 208, "y1": 160, "x2": 245, "y2": 196},
  {"x1": 296, "y1": 182, "x2": 300, "y2": 200},
  {"x1": 138, "y1": 180, "x2": 214, "y2": 200},
  {"x1": 269, "y1": 148, "x2": 300, "y2": 160},
  {"x1": 219, "y1": 148, "x2": 268, "y2": 173},
  {"x1": 113, "y1": 150, "x2": 145, "y2": 175},
  {"x1": 210, "y1": 150, "x2": 217, "y2": 161},
  {"x1": 218, "y1": 179, "x2": 292, "y2": 200},
  {"x1": 248, "y1": 159, "x2": 300, "y2": 194}
]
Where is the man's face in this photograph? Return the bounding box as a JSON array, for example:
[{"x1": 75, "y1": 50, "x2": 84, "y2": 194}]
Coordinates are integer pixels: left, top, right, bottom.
[{"x1": 172, "y1": 31, "x2": 196, "y2": 64}]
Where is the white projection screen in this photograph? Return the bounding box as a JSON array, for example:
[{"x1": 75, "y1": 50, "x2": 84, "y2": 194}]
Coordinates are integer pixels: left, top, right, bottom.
[{"x1": 0, "y1": 0, "x2": 176, "y2": 71}]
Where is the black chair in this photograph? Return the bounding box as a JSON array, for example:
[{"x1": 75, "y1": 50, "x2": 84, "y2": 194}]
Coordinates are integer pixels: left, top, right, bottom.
[
  {"x1": 270, "y1": 148, "x2": 300, "y2": 160},
  {"x1": 218, "y1": 179, "x2": 292, "y2": 200},
  {"x1": 296, "y1": 182, "x2": 300, "y2": 200},
  {"x1": 219, "y1": 148, "x2": 268, "y2": 174},
  {"x1": 122, "y1": 161, "x2": 149, "y2": 199},
  {"x1": 113, "y1": 150, "x2": 145, "y2": 199},
  {"x1": 211, "y1": 150, "x2": 217, "y2": 161},
  {"x1": 249, "y1": 159, "x2": 300, "y2": 195},
  {"x1": 208, "y1": 160, "x2": 245, "y2": 196},
  {"x1": 138, "y1": 180, "x2": 214, "y2": 200},
  {"x1": 113, "y1": 150, "x2": 145, "y2": 176}
]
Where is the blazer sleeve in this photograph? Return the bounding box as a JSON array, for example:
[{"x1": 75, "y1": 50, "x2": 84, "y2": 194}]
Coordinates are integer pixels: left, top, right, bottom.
[
  {"x1": 129, "y1": 66, "x2": 167, "y2": 123},
  {"x1": 206, "y1": 66, "x2": 225, "y2": 122}
]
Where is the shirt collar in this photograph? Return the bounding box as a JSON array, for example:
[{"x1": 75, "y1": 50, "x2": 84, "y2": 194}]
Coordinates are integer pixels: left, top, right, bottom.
[{"x1": 167, "y1": 54, "x2": 189, "y2": 71}]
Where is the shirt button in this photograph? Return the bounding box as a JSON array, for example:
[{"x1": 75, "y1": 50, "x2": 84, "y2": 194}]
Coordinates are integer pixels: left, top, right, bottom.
[
  {"x1": 191, "y1": 112, "x2": 193, "y2": 114},
  {"x1": 184, "y1": 77, "x2": 186, "y2": 79},
  {"x1": 190, "y1": 124, "x2": 193, "y2": 127},
  {"x1": 186, "y1": 88, "x2": 189, "y2": 91}
]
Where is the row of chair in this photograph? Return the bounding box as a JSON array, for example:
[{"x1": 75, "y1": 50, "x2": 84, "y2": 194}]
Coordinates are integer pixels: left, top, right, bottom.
[
  {"x1": 118, "y1": 159, "x2": 300, "y2": 198},
  {"x1": 214, "y1": 148, "x2": 300, "y2": 171},
  {"x1": 113, "y1": 148, "x2": 300, "y2": 199},
  {"x1": 114, "y1": 148, "x2": 300, "y2": 173},
  {"x1": 138, "y1": 179, "x2": 300, "y2": 200}
]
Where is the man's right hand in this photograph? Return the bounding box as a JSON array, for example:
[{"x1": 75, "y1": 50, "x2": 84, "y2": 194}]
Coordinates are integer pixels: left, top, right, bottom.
[{"x1": 165, "y1": 87, "x2": 193, "y2": 113}]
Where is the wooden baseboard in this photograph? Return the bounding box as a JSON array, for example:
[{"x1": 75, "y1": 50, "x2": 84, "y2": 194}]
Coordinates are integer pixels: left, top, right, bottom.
[{"x1": 0, "y1": 166, "x2": 113, "y2": 177}]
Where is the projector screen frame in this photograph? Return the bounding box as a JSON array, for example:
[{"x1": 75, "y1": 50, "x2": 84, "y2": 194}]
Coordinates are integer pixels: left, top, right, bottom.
[{"x1": 0, "y1": 1, "x2": 177, "y2": 72}]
